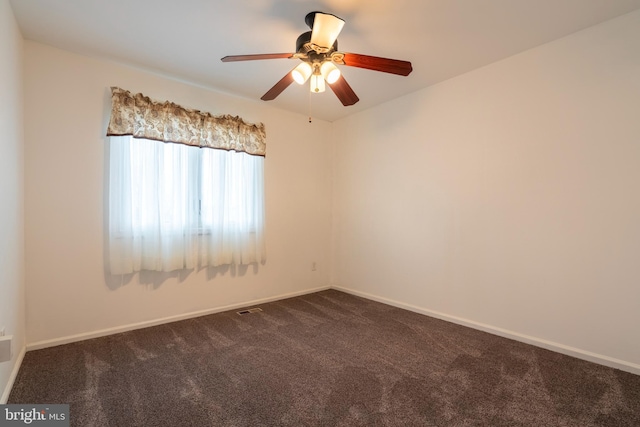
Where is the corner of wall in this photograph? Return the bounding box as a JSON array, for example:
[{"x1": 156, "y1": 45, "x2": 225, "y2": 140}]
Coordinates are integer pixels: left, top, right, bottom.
[{"x1": 0, "y1": 0, "x2": 27, "y2": 403}]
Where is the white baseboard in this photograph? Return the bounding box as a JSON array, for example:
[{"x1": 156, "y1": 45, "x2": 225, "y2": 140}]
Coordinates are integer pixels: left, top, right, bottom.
[
  {"x1": 24, "y1": 284, "x2": 640, "y2": 376},
  {"x1": 332, "y1": 285, "x2": 640, "y2": 376},
  {"x1": 27, "y1": 285, "x2": 331, "y2": 351},
  {"x1": 1, "y1": 345, "x2": 26, "y2": 404}
]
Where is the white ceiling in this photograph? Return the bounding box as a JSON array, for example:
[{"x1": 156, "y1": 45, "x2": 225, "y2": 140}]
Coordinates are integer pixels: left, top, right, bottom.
[{"x1": 10, "y1": 0, "x2": 640, "y2": 122}]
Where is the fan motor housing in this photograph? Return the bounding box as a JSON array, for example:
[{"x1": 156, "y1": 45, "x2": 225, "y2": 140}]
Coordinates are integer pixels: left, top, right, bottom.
[{"x1": 296, "y1": 31, "x2": 338, "y2": 54}]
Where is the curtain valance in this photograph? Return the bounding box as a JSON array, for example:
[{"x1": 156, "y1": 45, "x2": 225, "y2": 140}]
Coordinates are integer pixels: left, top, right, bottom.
[{"x1": 106, "y1": 87, "x2": 266, "y2": 156}]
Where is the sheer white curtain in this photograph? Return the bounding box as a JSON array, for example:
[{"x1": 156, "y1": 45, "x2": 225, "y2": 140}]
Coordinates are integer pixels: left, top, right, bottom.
[{"x1": 109, "y1": 136, "x2": 265, "y2": 274}]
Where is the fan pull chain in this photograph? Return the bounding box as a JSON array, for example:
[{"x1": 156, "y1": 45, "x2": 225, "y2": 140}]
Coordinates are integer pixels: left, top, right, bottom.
[{"x1": 308, "y1": 90, "x2": 312, "y2": 123}]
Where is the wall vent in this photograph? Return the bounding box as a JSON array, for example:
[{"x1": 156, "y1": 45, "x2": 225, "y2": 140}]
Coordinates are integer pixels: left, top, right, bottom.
[{"x1": 237, "y1": 308, "x2": 263, "y2": 315}]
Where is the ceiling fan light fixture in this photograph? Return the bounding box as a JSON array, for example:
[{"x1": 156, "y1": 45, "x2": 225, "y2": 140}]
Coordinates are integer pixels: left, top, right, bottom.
[
  {"x1": 292, "y1": 62, "x2": 312, "y2": 84},
  {"x1": 310, "y1": 12, "x2": 345, "y2": 52},
  {"x1": 222, "y1": 11, "x2": 412, "y2": 107},
  {"x1": 310, "y1": 73, "x2": 326, "y2": 93},
  {"x1": 321, "y1": 62, "x2": 341, "y2": 84}
]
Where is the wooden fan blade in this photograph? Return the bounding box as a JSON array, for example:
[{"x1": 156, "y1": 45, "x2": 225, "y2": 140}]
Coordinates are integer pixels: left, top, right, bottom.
[
  {"x1": 221, "y1": 53, "x2": 293, "y2": 62},
  {"x1": 340, "y1": 53, "x2": 413, "y2": 76},
  {"x1": 261, "y1": 71, "x2": 295, "y2": 101},
  {"x1": 329, "y1": 75, "x2": 359, "y2": 106}
]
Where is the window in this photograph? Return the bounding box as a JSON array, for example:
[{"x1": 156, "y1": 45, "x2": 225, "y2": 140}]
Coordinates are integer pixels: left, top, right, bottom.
[{"x1": 108, "y1": 136, "x2": 265, "y2": 274}]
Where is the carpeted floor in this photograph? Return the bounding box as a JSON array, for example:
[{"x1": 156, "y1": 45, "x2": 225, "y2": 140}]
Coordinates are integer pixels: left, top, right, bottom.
[{"x1": 9, "y1": 290, "x2": 640, "y2": 426}]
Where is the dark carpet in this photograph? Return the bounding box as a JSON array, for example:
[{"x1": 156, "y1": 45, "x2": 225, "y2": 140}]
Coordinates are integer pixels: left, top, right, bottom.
[{"x1": 9, "y1": 290, "x2": 640, "y2": 426}]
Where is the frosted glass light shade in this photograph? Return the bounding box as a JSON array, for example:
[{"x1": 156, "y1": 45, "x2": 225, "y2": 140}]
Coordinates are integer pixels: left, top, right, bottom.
[
  {"x1": 292, "y1": 62, "x2": 312, "y2": 84},
  {"x1": 321, "y1": 62, "x2": 341, "y2": 84},
  {"x1": 310, "y1": 13, "x2": 345, "y2": 50},
  {"x1": 310, "y1": 74, "x2": 326, "y2": 93}
]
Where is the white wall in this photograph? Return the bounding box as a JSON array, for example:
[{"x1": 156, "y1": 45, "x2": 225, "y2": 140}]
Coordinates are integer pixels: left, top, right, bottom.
[
  {"x1": 0, "y1": 0, "x2": 25, "y2": 402},
  {"x1": 24, "y1": 42, "x2": 333, "y2": 345},
  {"x1": 332, "y1": 10, "x2": 640, "y2": 372}
]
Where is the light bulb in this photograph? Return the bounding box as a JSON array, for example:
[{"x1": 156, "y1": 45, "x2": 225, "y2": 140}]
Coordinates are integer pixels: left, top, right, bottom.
[
  {"x1": 310, "y1": 74, "x2": 326, "y2": 93},
  {"x1": 310, "y1": 13, "x2": 345, "y2": 52},
  {"x1": 292, "y1": 62, "x2": 312, "y2": 85},
  {"x1": 321, "y1": 62, "x2": 341, "y2": 84}
]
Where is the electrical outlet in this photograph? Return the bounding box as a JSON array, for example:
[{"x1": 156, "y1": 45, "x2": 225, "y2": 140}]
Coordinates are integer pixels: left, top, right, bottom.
[
  {"x1": 311, "y1": 262, "x2": 317, "y2": 271},
  {"x1": 0, "y1": 327, "x2": 5, "y2": 337}
]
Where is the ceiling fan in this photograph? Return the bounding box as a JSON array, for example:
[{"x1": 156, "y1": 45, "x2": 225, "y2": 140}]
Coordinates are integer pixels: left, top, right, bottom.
[{"x1": 221, "y1": 11, "x2": 413, "y2": 106}]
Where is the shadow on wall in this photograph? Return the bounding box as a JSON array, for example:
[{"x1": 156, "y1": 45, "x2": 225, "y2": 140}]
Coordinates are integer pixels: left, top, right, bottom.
[{"x1": 103, "y1": 263, "x2": 260, "y2": 291}]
